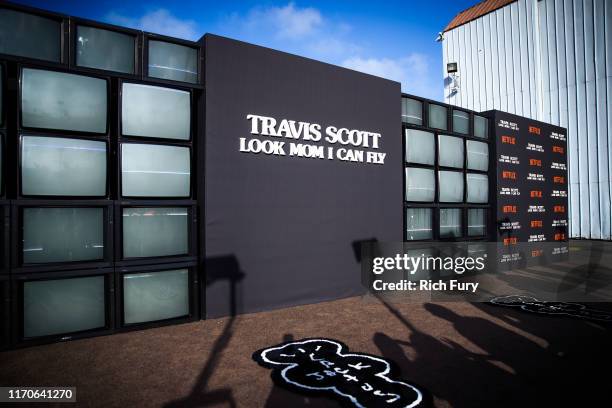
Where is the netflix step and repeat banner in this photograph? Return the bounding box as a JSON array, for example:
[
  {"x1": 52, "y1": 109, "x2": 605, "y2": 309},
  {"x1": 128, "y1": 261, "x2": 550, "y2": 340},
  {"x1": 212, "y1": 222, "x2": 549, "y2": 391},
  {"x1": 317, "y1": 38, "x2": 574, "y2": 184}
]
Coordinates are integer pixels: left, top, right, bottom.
[
  {"x1": 202, "y1": 35, "x2": 402, "y2": 317},
  {"x1": 490, "y1": 110, "x2": 568, "y2": 266}
]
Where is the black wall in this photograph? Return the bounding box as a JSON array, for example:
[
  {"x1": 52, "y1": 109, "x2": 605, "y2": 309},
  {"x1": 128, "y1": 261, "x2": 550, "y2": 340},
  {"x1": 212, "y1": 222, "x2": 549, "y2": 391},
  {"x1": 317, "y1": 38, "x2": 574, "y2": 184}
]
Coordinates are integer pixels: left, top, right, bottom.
[{"x1": 202, "y1": 35, "x2": 402, "y2": 317}]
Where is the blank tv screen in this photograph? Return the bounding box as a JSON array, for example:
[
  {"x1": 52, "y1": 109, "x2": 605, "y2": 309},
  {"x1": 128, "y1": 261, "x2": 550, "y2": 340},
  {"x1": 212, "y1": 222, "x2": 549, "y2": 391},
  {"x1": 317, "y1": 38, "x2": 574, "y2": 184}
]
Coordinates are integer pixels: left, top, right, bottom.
[
  {"x1": 121, "y1": 143, "x2": 190, "y2": 197},
  {"x1": 406, "y1": 208, "x2": 432, "y2": 240},
  {"x1": 405, "y1": 167, "x2": 435, "y2": 202},
  {"x1": 76, "y1": 25, "x2": 135, "y2": 74},
  {"x1": 468, "y1": 208, "x2": 486, "y2": 236},
  {"x1": 453, "y1": 110, "x2": 469, "y2": 134},
  {"x1": 402, "y1": 97, "x2": 422, "y2": 125},
  {"x1": 466, "y1": 140, "x2": 489, "y2": 171},
  {"x1": 438, "y1": 135, "x2": 464, "y2": 168},
  {"x1": 467, "y1": 173, "x2": 489, "y2": 203},
  {"x1": 429, "y1": 104, "x2": 447, "y2": 130},
  {"x1": 21, "y1": 136, "x2": 107, "y2": 196},
  {"x1": 440, "y1": 208, "x2": 462, "y2": 238},
  {"x1": 438, "y1": 170, "x2": 464, "y2": 202},
  {"x1": 148, "y1": 40, "x2": 198, "y2": 84},
  {"x1": 123, "y1": 207, "x2": 189, "y2": 258},
  {"x1": 23, "y1": 275, "x2": 106, "y2": 338},
  {"x1": 23, "y1": 207, "x2": 104, "y2": 264},
  {"x1": 0, "y1": 9, "x2": 61, "y2": 62},
  {"x1": 474, "y1": 115, "x2": 488, "y2": 139},
  {"x1": 21, "y1": 68, "x2": 107, "y2": 133},
  {"x1": 123, "y1": 269, "x2": 190, "y2": 324},
  {"x1": 122, "y1": 83, "x2": 190, "y2": 140},
  {"x1": 405, "y1": 129, "x2": 434, "y2": 165}
]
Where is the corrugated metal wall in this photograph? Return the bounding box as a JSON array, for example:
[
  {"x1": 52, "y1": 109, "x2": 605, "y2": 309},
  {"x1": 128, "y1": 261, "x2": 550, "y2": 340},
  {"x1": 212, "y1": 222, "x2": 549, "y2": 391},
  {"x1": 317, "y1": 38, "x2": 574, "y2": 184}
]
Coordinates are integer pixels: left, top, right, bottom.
[{"x1": 443, "y1": 0, "x2": 611, "y2": 239}]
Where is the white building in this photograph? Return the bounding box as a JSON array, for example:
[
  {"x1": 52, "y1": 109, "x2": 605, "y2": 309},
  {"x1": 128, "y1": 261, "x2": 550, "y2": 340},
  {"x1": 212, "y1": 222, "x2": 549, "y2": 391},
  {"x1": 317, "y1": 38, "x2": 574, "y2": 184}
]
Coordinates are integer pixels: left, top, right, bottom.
[{"x1": 441, "y1": 0, "x2": 611, "y2": 239}]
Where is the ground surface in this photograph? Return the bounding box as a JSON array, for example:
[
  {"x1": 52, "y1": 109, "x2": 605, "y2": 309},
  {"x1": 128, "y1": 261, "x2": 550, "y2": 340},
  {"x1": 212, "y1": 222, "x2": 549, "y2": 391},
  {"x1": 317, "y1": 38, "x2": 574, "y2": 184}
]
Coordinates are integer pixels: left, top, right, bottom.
[{"x1": 1, "y1": 295, "x2": 611, "y2": 407}]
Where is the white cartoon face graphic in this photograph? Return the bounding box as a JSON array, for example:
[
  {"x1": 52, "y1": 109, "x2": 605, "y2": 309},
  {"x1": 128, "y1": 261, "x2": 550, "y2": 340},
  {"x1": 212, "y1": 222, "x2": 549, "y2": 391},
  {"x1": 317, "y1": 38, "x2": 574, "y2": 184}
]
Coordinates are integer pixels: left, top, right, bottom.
[
  {"x1": 490, "y1": 295, "x2": 612, "y2": 322},
  {"x1": 253, "y1": 338, "x2": 424, "y2": 408}
]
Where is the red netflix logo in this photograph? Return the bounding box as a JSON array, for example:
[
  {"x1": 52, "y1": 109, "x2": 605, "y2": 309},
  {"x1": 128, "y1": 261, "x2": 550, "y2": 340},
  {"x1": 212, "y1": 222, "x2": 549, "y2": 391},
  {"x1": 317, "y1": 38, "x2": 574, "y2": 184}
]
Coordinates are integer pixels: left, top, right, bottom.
[
  {"x1": 530, "y1": 190, "x2": 542, "y2": 198},
  {"x1": 529, "y1": 126, "x2": 541, "y2": 135},
  {"x1": 531, "y1": 220, "x2": 543, "y2": 228},
  {"x1": 529, "y1": 158, "x2": 542, "y2": 167},
  {"x1": 504, "y1": 237, "x2": 518, "y2": 246},
  {"x1": 502, "y1": 135, "x2": 516, "y2": 145},
  {"x1": 553, "y1": 146, "x2": 564, "y2": 154},
  {"x1": 503, "y1": 171, "x2": 517, "y2": 180},
  {"x1": 553, "y1": 176, "x2": 565, "y2": 184},
  {"x1": 503, "y1": 205, "x2": 517, "y2": 213},
  {"x1": 554, "y1": 206, "x2": 565, "y2": 213}
]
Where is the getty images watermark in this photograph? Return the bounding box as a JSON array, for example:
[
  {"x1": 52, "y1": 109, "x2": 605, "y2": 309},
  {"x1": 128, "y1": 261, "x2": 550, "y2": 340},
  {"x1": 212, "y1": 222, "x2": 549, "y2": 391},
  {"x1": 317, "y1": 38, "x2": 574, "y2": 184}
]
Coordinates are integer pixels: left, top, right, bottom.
[{"x1": 370, "y1": 251, "x2": 486, "y2": 293}]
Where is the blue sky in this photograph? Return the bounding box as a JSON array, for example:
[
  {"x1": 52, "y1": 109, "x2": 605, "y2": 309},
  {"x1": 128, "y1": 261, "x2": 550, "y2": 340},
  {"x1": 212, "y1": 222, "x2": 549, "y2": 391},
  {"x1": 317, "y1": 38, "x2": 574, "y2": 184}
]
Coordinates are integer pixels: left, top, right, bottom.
[{"x1": 15, "y1": 0, "x2": 476, "y2": 100}]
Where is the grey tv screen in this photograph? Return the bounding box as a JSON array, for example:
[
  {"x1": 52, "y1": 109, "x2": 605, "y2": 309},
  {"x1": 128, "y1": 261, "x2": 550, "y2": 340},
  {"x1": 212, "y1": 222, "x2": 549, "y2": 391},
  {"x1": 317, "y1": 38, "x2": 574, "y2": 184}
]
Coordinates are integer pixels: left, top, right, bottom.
[
  {"x1": 23, "y1": 275, "x2": 106, "y2": 338},
  {"x1": 148, "y1": 40, "x2": 198, "y2": 84},
  {"x1": 123, "y1": 269, "x2": 190, "y2": 324},
  {"x1": 22, "y1": 207, "x2": 105, "y2": 264},
  {"x1": 122, "y1": 207, "x2": 189, "y2": 259},
  {"x1": 21, "y1": 136, "x2": 107, "y2": 196},
  {"x1": 76, "y1": 25, "x2": 135, "y2": 74},
  {"x1": 121, "y1": 143, "x2": 191, "y2": 197},
  {"x1": 121, "y1": 83, "x2": 191, "y2": 140},
  {"x1": 0, "y1": 9, "x2": 61, "y2": 62},
  {"x1": 21, "y1": 68, "x2": 107, "y2": 133}
]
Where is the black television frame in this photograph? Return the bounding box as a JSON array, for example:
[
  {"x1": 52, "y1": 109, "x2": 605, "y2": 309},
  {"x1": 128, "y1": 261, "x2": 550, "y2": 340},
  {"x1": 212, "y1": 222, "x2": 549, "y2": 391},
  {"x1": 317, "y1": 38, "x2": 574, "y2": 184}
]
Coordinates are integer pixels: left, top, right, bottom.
[
  {"x1": 118, "y1": 139, "x2": 195, "y2": 200},
  {"x1": 0, "y1": 2, "x2": 69, "y2": 66},
  {"x1": 115, "y1": 261, "x2": 199, "y2": 332},
  {"x1": 0, "y1": 60, "x2": 5, "y2": 130},
  {"x1": 17, "y1": 64, "x2": 112, "y2": 137},
  {"x1": 118, "y1": 79, "x2": 195, "y2": 142},
  {"x1": 11, "y1": 267, "x2": 114, "y2": 348},
  {"x1": 10, "y1": 200, "x2": 114, "y2": 273},
  {"x1": 114, "y1": 200, "x2": 198, "y2": 266},
  {"x1": 0, "y1": 202, "x2": 9, "y2": 274},
  {"x1": 402, "y1": 93, "x2": 493, "y2": 242},
  {"x1": 0, "y1": 274, "x2": 9, "y2": 350},
  {"x1": 69, "y1": 16, "x2": 142, "y2": 80},
  {"x1": 17, "y1": 133, "x2": 111, "y2": 199},
  {"x1": 143, "y1": 32, "x2": 203, "y2": 88}
]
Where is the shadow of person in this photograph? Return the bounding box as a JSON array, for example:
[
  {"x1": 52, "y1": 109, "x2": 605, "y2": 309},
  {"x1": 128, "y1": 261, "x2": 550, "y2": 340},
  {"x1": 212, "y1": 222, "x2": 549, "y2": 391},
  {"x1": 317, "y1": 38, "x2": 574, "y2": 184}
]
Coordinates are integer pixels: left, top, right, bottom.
[
  {"x1": 164, "y1": 255, "x2": 245, "y2": 408},
  {"x1": 375, "y1": 301, "x2": 524, "y2": 407}
]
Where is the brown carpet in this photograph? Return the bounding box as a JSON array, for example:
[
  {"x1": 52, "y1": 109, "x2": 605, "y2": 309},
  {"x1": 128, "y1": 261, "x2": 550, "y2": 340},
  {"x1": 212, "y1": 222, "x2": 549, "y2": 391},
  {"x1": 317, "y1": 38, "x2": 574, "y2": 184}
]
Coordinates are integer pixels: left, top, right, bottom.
[{"x1": 1, "y1": 297, "x2": 611, "y2": 407}]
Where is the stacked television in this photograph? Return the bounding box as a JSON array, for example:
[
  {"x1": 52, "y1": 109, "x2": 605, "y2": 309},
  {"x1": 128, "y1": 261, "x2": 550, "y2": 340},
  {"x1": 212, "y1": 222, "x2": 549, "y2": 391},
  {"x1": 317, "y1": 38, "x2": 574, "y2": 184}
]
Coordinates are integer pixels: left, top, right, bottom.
[
  {"x1": 402, "y1": 94, "x2": 492, "y2": 243},
  {"x1": 0, "y1": 3, "x2": 202, "y2": 348}
]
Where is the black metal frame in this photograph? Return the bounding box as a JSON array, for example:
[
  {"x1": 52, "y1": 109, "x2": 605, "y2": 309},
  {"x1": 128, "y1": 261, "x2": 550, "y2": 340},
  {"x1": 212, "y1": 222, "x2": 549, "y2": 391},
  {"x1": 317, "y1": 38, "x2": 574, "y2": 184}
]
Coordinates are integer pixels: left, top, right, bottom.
[
  {"x1": 17, "y1": 64, "x2": 111, "y2": 137},
  {"x1": 114, "y1": 200, "x2": 198, "y2": 267},
  {"x1": 117, "y1": 139, "x2": 194, "y2": 199},
  {"x1": 0, "y1": 60, "x2": 5, "y2": 130},
  {"x1": 143, "y1": 32, "x2": 203, "y2": 88},
  {"x1": 10, "y1": 200, "x2": 114, "y2": 273},
  {"x1": 0, "y1": 274, "x2": 9, "y2": 350},
  {"x1": 1, "y1": 202, "x2": 9, "y2": 274},
  {"x1": 114, "y1": 261, "x2": 199, "y2": 332},
  {"x1": 17, "y1": 133, "x2": 111, "y2": 199},
  {"x1": 0, "y1": 2, "x2": 69, "y2": 66},
  {"x1": 68, "y1": 16, "x2": 142, "y2": 79},
  {"x1": 402, "y1": 93, "x2": 492, "y2": 242},
  {"x1": 11, "y1": 267, "x2": 115, "y2": 348}
]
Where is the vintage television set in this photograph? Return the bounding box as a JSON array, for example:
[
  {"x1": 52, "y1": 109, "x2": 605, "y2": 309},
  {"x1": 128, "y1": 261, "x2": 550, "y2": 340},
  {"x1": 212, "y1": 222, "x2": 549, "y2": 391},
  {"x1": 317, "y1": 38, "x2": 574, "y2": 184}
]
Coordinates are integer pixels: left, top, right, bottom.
[
  {"x1": 119, "y1": 141, "x2": 192, "y2": 198},
  {"x1": 11, "y1": 268, "x2": 114, "y2": 347},
  {"x1": 144, "y1": 34, "x2": 200, "y2": 85},
  {"x1": 115, "y1": 262, "x2": 199, "y2": 331},
  {"x1": 114, "y1": 201, "x2": 197, "y2": 266},
  {"x1": 120, "y1": 81, "x2": 192, "y2": 141},
  {"x1": 0, "y1": 4, "x2": 66, "y2": 64},
  {"x1": 70, "y1": 18, "x2": 140, "y2": 77},
  {"x1": 19, "y1": 67, "x2": 109, "y2": 135},
  {"x1": 402, "y1": 94, "x2": 492, "y2": 242},
  {"x1": 11, "y1": 201, "x2": 113, "y2": 273},
  {"x1": 19, "y1": 134, "x2": 109, "y2": 198}
]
